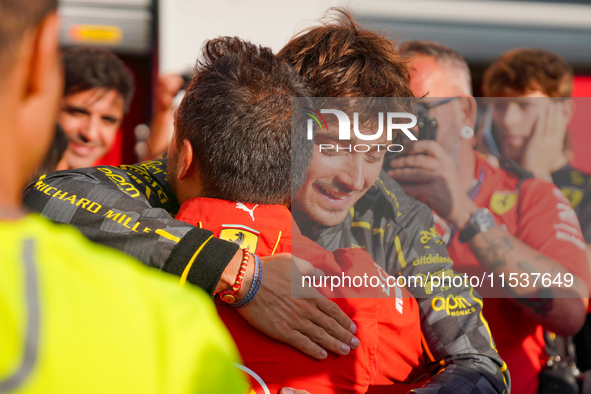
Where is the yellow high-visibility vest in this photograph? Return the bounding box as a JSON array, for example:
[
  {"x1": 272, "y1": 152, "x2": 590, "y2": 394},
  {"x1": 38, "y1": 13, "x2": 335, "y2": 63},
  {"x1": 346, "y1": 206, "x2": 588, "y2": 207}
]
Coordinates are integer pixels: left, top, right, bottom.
[{"x1": 0, "y1": 215, "x2": 245, "y2": 393}]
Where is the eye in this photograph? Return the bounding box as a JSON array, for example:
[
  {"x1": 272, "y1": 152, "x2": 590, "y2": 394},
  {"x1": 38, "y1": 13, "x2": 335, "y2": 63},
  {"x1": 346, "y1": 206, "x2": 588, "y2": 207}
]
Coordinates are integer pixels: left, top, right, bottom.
[
  {"x1": 365, "y1": 152, "x2": 384, "y2": 163},
  {"x1": 102, "y1": 116, "x2": 119, "y2": 125},
  {"x1": 67, "y1": 108, "x2": 87, "y2": 116},
  {"x1": 320, "y1": 146, "x2": 343, "y2": 156}
]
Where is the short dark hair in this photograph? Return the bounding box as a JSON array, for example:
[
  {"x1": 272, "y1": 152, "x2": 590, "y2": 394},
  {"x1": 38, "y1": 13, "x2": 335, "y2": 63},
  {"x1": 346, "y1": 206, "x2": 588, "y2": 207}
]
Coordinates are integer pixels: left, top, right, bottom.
[
  {"x1": 63, "y1": 47, "x2": 135, "y2": 112},
  {"x1": 175, "y1": 37, "x2": 312, "y2": 205},
  {"x1": 277, "y1": 8, "x2": 413, "y2": 98},
  {"x1": 482, "y1": 48, "x2": 573, "y2": 97},
  {"x1": 0, "y1": 0, "x2": 57, "y2": 78},
  {"x1": 399, "y1": 40, "x2": 472, "y2": 94}
]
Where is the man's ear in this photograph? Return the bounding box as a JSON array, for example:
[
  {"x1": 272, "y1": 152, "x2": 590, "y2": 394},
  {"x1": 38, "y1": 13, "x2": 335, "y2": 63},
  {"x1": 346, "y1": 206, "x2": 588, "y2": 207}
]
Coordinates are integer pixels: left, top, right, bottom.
[
  {"x1": 21, "y1": 12, "x2": 61, "y2": 100},
  {"x1": 13, "y1": 12, "x2": 62, "y2": 186},
  {"x1": 459, "y1": 95, "x2": 478, "y2": 129},
  {"x1": 177, "y1": 139, "x2": 195, "y2": 180}
]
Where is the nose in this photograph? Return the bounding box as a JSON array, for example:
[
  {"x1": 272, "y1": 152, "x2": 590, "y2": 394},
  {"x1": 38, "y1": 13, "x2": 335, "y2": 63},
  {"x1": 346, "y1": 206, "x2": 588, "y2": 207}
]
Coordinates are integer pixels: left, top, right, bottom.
[
  {"x1": 497, "y1": 102, "x2": 522, "y2": 130},
  {"x1": 79, "y1": 115, "x2": 100, "y2": 143},
  {"x1": 336, "y1": 154, "x2": 366, "y2": 192}
]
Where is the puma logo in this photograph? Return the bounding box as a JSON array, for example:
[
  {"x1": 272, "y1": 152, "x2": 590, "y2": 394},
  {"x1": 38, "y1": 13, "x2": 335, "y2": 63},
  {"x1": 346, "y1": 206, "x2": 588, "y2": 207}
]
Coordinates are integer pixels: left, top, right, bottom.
[{"x1": 236, "y1": 202, "x2": 258, "y2": 221}]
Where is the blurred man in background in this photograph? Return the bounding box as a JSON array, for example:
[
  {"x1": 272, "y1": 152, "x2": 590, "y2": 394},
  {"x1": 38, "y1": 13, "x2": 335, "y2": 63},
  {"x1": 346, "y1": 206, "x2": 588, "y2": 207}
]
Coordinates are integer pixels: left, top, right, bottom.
[
  {"x1": 57, "y1": 46, "x2": 133, "y2": 170},
  {"x1": 0, "y1": 1, "x2": 246, "y2": 392},
  {"x1": 481, "y1": 46, "x2": 591, "y2": 375},
  {"x1": 481, "y1": 48, "x2": 591, "y2": 244},
  {"x1": 389, "y1": 40, "x2": 591, "y2": 394}
]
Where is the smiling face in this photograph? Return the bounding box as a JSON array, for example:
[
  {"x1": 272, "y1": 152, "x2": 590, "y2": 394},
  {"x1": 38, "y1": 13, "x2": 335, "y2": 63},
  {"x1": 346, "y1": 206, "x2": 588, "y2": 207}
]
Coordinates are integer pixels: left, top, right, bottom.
[
  {"x1": 293, "y1": 122, "x2": 386, "y2": 228},
  {"x1": 58, "y1": 88, "x2": 124, "y2": 169}
]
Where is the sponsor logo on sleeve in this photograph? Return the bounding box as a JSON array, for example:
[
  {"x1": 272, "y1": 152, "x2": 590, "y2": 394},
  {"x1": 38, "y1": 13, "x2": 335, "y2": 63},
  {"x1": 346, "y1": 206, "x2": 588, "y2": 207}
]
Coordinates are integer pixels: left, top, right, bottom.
[
  {"x1": 556, "y1": 202, "x2": 579, "y2": 226},
  {"x1": 553, "y1": 188, "x2": 571, "y2": 204},
  {"x1": 419, "y1": 227, "x2": 445, "y2": 249},
  {"x1": 432, "y1": 295, "x2": 476, "y2": 316},
  {"x1": 412, "y1": 253, "x2": 452, "y2": 266},
  {"x1": 555, "y1": 231, "x2": 586, "y2": 251}
]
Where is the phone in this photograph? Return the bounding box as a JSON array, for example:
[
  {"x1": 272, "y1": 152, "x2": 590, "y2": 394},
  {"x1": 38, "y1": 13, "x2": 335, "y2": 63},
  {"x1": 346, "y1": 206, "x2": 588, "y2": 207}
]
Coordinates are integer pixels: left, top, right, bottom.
[
  {"x1": 382, "y1": 104, "x2": 432, "y2": 171},
  {"x1": 416, "y1": 104, "x2": 437, "y2": 141}
]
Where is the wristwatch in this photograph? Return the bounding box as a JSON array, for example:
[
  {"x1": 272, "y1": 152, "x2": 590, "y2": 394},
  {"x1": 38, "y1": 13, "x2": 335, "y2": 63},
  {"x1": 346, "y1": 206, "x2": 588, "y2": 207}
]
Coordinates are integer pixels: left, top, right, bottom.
[{"x1": 459, "y1": 208, "x2": 495, "y2": 243}]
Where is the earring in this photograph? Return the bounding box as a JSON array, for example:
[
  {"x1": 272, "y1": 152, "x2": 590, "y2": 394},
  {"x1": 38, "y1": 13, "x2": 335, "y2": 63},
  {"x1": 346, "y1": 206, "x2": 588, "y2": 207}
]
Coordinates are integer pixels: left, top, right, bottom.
[{"x1": 460, "y1": 125, "x2": 474, "y2": 140}]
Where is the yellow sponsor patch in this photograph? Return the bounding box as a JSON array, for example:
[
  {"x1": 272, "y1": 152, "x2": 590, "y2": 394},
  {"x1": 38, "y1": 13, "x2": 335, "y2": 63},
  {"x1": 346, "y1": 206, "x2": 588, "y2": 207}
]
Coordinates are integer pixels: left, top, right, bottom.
[
  {"x1": 220, "y1": 225, "x2": 260, "y2": 253},
  {"x1": 489, "y1": 191, "x2": 518, "y2": 215},
  {"x1": 560, "y1": 187, "x2": 584, "y2": 208},
  {"x1": 432, "y1": 295, "x2": 476, "y2": 316}
]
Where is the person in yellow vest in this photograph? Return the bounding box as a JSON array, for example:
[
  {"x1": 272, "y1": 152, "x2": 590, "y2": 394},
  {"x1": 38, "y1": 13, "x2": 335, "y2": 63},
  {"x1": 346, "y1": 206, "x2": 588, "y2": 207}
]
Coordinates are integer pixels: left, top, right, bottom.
[{"x1": 0, "y1": 1, "x2": 245, "y2": 392}]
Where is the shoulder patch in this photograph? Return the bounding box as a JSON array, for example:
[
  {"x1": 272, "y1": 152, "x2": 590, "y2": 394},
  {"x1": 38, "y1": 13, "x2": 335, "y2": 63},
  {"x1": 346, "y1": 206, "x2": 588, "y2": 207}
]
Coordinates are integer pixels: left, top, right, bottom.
[
  {"x1": 489, "y1": 190, "x2": 518, "y2": 216},
  {"x1": 569, "y1": 170, "x2": 586, "y2": 186}
]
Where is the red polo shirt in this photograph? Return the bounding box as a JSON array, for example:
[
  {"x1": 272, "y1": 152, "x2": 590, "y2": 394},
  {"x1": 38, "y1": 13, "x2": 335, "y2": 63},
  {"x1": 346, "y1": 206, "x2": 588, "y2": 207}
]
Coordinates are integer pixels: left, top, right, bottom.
[{"x1": 176, "y1": 197, "x2": 425, "y2": 394}]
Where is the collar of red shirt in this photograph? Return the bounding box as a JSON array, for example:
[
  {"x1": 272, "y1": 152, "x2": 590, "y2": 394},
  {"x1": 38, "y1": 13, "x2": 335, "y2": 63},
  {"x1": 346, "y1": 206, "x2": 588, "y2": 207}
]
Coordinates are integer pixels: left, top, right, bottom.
[{"x1": 176, "y1": 196, "x2": 295, "y2": 239}]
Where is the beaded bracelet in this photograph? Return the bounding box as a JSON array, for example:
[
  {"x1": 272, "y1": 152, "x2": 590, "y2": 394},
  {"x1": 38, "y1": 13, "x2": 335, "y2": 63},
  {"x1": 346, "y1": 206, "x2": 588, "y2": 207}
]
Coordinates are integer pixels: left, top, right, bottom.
[
  {"x1": 219, "y1": 248, "x2": 250, "y2": 304},
  {"x1": 233, "y1": 254, "x2": 263, "y2": 309}
]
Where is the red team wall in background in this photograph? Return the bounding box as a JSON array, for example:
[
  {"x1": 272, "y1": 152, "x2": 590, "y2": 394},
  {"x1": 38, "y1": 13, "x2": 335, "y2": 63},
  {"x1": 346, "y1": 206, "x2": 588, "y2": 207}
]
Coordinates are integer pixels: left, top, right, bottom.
[{"x1": 570, "y1": 76, "x2": 591, "y2": 175}]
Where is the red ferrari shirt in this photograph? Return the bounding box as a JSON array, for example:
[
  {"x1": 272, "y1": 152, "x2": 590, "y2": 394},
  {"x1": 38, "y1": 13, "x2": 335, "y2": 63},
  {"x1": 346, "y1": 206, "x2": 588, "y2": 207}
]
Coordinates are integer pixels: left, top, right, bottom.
[
  {"x1": 435, "y1": 153, "x2": 591, "y2": 394},
  {"x1": 176, "y1": 197, "x2": 425, "y2": 394}
]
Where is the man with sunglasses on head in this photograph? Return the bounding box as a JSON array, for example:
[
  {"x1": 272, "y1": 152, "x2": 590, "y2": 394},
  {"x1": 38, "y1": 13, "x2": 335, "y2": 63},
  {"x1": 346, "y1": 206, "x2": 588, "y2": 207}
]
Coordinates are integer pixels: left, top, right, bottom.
[{"x1": 387, "y1": 40, "x2": 591, "y2": 394}]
